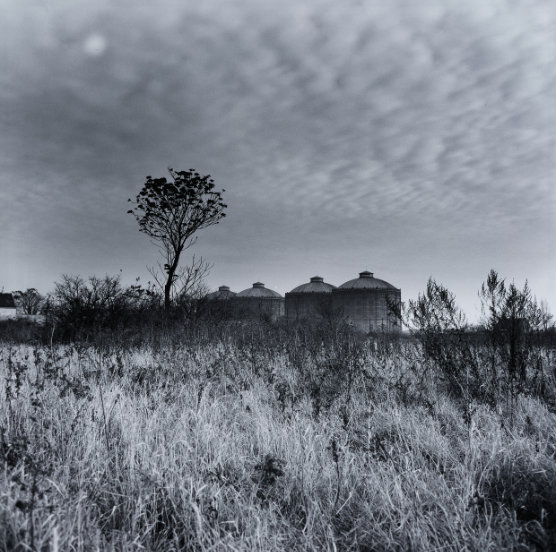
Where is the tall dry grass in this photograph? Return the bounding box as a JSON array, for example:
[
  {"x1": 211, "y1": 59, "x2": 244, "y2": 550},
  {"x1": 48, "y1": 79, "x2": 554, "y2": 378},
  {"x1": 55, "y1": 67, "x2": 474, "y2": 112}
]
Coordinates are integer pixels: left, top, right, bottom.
[{"x1": 1, "y1": 334, "x2": 555, "y2": 551}]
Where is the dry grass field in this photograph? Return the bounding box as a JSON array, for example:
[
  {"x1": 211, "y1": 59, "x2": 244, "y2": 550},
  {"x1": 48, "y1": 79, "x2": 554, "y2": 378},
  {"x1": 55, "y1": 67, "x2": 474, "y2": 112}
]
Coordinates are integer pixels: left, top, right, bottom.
[{"x1": 1, "y1": 328, "x2": 556, "y2": 551}]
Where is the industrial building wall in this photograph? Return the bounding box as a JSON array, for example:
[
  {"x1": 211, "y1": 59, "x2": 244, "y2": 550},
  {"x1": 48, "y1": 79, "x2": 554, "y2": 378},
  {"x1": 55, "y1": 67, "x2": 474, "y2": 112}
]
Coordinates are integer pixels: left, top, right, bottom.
[
  {"x1": 233, "y1": 297, "x2": 284, "y2": 321},
  {"x1": 285, "y1": 294, "x2": 333, "y2": 322},
  {"x1": 332, "y1": 289, "x2": 401, "y2": 332}
]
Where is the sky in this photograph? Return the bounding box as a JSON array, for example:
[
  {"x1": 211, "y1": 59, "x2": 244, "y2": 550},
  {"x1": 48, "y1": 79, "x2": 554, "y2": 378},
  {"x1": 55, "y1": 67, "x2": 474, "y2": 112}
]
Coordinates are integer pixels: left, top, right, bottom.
[{"x1": 1, "y1": 0, "x2": 555, "y2": 322}]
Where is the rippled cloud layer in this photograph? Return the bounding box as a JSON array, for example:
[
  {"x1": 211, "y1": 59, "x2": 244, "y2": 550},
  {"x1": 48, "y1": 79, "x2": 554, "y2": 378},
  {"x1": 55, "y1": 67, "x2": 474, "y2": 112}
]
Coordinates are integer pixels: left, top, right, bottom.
[{"x1": 1, "y1": 0, "x2": 555, "y2": 315}]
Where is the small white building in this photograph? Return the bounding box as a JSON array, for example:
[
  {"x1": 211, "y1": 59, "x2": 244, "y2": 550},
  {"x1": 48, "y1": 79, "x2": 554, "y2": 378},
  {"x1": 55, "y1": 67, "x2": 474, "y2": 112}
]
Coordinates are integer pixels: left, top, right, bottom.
[{"x1": 0, "y1": 293, "x2": 17, "y2": 320}]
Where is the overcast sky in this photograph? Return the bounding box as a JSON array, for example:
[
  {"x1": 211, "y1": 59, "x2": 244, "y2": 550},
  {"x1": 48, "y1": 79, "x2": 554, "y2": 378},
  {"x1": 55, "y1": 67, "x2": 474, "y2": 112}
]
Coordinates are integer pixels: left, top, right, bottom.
[{"x1": 2, "y1": 0, "x2": 555, "y2": 321}]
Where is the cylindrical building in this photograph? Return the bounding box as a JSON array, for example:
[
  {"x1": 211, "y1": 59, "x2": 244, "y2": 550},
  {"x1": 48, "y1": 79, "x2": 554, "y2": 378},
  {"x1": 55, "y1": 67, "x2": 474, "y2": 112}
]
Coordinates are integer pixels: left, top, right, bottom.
[
  {"x1": 206, "y1": 285, "x2": 236, "y2": 301},
  {"x1": 332, "y1": 271, "x2": 401, "y2": 332},
  {"x1": 234, "y1": 282, "x2": 284, "y2": 321},
  {"x1": 206, "y1": 285, "x2": 237, "y2": 318},
  {"x1": 285, "y1": 276, "x2": 336, "y2": 322}
]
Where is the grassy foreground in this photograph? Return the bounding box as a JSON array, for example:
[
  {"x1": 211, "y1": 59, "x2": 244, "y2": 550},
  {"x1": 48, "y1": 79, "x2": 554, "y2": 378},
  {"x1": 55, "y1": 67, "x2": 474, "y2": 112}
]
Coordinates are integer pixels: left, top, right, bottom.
[{"x1": 1, "y1": 337, "x2": 556, "y2": 551}]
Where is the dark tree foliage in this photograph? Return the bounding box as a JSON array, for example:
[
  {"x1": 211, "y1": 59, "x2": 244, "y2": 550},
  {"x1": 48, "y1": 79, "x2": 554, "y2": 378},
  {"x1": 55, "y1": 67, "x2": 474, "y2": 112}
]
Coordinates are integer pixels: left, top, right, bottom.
[
  {"x1": 479, "y1": 269, "x2": 545, "y2": 389},
  {"x1": 406, "y1": 278, "x2": 474, "y2": 398},
  {"x1": 408, "y1": 278, "x2": 467, "y2": 335},
  {"x1": 128, "y1": 168, "x2": 226, "y2": 310}
]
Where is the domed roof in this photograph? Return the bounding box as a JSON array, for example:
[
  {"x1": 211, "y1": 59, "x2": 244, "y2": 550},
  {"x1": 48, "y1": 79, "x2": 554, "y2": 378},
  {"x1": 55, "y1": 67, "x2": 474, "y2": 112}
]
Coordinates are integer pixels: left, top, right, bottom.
[
  {"x1": 288, "y1": 276, "x2": 336, "y2": 294},
  {"x1": 236, "y1": 282, "x2": 283, "y2": 298},
  {"x1": 338, "y1": 271, "x2": 398, "y2": 290},
  {"x1": 207, "y1": 285, "x2": 236, "y2": 300}
]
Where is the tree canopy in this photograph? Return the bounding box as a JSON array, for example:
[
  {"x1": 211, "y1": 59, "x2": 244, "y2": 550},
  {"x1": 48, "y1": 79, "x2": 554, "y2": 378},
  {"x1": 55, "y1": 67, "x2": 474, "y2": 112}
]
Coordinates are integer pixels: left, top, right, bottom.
[{"x1": 128, "y1": 168, "x2": 226, "y2": 309}]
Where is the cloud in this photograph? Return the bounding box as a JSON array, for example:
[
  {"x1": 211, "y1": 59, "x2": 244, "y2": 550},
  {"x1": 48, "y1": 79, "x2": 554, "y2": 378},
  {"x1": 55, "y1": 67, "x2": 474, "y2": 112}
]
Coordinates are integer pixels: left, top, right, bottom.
[{"x1": 1, "y1": 0, "x2": 555, "y2": 314}]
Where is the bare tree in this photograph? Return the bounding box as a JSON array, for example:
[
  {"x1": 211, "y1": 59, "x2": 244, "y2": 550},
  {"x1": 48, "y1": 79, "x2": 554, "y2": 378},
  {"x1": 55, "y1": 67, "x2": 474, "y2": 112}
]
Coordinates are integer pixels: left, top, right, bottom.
[
  {"x1": 147, "y1": 254, "x2": 212, "y2": 303},
  {"x1": 13, "y1": 288, "x2": 44, "y2": 315},
  {"x1": 128, "y1": 168, "x2": 226, "y2": 310},
  {"x1": 47, "y1": 274, "x2": 133, "y2": 338}
]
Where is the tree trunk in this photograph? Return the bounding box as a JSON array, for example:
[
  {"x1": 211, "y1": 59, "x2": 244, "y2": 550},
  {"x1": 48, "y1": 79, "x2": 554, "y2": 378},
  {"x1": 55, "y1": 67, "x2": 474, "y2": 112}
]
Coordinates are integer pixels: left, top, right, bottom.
[
  {"x1": 164, "y1": 279, "x2": 172, "y2": 311},
  {"x1": 164, "y1": 251, "x2": 182, "y2": 311}
]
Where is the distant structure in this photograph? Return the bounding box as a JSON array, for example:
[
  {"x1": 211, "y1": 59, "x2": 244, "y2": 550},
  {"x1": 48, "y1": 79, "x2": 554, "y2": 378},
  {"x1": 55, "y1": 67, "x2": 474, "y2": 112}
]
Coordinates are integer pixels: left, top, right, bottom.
[
  {"x1": 0, "y1": 293, "x2": 17, "y2": 320},
  {"x1": 234, "y1": 282, "x2": 284, "y2": 321},
  {"x1": 206, "y1": 285, "x2": 237, "y2": 318},
  {"x1": 285, "y1": 276, "x2": 336, "y2": 322},
  {"x1": 206, "y1": 269, "x2": 401, "y2": 332},
  {"x1": 332, "y1": 271, "x2": 401, "y2": 332},
  {"x1": 206, "y1": 285, "x2": 236, "y2": 301}
]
